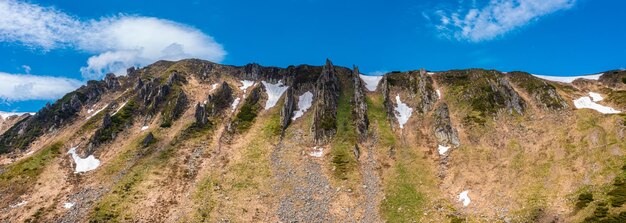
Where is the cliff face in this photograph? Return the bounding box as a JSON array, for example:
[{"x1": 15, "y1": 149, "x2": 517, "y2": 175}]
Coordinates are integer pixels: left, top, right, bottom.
[{"x1": 0, "y1": 59, "x2": 625, "y2": 223}]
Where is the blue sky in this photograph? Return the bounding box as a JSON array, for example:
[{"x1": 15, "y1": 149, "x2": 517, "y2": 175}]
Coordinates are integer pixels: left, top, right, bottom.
[{"x1": 0, "y1": 0, "x2": 625, "y2": 112}]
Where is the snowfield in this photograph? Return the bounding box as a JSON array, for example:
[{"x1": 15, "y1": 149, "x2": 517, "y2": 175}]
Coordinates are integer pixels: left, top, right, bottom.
[
  {"x1": 67, "y1": 147, "x2": 101, "y2": 173},
  {"x1": 359, "y1": 74, "x2": 383, "y2": 91},
  {"x1": 394, "y1": 94, "x2": 413, "y2": 129},
  {"x1": 438, "y1": 145, "x2": 450, "y2": 155},
  {"x1": 532, "y1": 73, "x2": 603, "y2": 83},
  {"x1": 292, "y1": 91, "x2": 313, "y2": 121},
  {"x1": 588, "y1": 92, "x2": 604, "y2": 102},
  {"x1": 231, "y1": 97, "x2": 241, "y2": 113},
  {"x1": 262, "y1": 80, "x2": 289, "y2": 110},
  {"x1": 573, "y1": 95, "x2": 621, "y2": 114},
  {"x1": 141, "y1": 126, "x2": 149, "y2": 131},
  {"x1": 240, "y1": 80, "x2": 255, "y2": 93},
  {"x1": 459, "y1": 190, "x2": 471, "y2": 207},
  {"x1": 309, "y1": 146, "x2": 324, "y2": 158}
]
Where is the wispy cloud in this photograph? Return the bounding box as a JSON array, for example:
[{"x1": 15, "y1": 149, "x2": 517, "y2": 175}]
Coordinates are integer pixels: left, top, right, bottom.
[
  {"x1": 21, "y1": 65, "x2": 31, "y2": 74},
  {"x1": 432, "y1": 0, "x2": 576, "y2": 42},
  {"x1": 0, "y1": 72, "x2": 83, "y2": 101},
  {"x1": 0, "y1": 0, "x2": 226, "y2": 79}
]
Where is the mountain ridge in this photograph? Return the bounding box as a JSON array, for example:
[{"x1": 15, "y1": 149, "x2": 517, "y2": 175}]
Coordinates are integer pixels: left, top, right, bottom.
[{"x1": 0, "y1": 58, "x2": 625, "y2": 222}]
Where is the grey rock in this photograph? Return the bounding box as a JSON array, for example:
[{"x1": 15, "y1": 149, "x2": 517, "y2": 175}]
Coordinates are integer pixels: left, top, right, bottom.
[
  {"x1": 312, "y1": 59, "x2": 340, "y2": 144},
  {"x1": 142, "y1": 132, "x2": 155, "y2": 147},
  {"x1": 433, "y1": 103, "x2": 460, "y2": 148},
  {"x1": 352, "y1": 66, "x2": 369, "y2": 141},
  {"x1": 280, "y1": 87, "x2": 296, "y2": 132}
]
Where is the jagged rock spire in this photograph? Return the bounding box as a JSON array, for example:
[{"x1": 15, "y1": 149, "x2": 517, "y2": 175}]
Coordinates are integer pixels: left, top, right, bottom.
[
  {"x1": 312, "y1": 59, "x2": 340, "y2": 144},
  {"x1": 352, "y1": 65, "x2": 369, "y2": 140}
]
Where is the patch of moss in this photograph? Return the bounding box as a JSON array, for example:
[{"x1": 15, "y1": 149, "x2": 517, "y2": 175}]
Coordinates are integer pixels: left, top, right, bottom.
[
  {"x1": 192, "y1": 176, "x2": 215, "y2": 222},
  {"x1": 380, "y1": 162, "x2": 426, "y2": 222},
  {"x1": 606, "y1": 91, "x2": 626, "y2": 107},
  {"x1": 576, "y1": 192, "x2": 594, "y2": 210}
]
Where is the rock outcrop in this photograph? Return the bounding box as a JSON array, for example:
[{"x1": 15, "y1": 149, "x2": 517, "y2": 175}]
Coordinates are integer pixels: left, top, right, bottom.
[
  {"x1": 433, "y1": 103, "x2": 460, "y2": 148},
  {"x1": 506, "y1": 72, "x2": 568, "y2": 110},
  {"x1": 312, "y1": 59, "x2": 340, "y2": 144},
  {"x1": 194, "y1": 103, "x2": 208, "y2": 126},
  {"x1": 104, "y1": 73, "x2": 121, "y2": 90},
  {"x1": 490, "y1": 77, "x2": 525, "y2": 115},
  {"x1": 207, "y1": 82, "x2": 234, "y2": 116},
  {"x1": 414, "y1": 69, "x2": 438, "y2": 114},
  {"x1": 352, "y1": 66, "x2": 369, "y2": 140},
  {"x1": 280, "y1": 87, "x2": 296, "y2": 132}
]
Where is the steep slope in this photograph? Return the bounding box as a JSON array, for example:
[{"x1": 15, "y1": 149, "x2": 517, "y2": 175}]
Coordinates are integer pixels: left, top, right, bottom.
[{"x1": 0, "y1": 59, "x2": 624, "y2": 222}]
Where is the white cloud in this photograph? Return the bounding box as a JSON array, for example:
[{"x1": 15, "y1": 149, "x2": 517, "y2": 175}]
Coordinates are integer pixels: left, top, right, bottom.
[
  {"x1": 434, "y1": 0, "x2": 576, "y2": 42},
  {"x1": 0, "y1": 72, "x2": 83, "y2": 101},
  {"x1": 21, "y1": 65, "x2": 31, "y2": 74},
  {"x1": 0, "y1": 0, "x2": 226, "y2": 79}
]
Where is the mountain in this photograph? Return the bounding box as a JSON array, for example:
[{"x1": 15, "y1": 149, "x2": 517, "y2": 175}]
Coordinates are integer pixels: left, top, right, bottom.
[{"x1": 0, "y1": 59, "x2": 625, "y2": 222}]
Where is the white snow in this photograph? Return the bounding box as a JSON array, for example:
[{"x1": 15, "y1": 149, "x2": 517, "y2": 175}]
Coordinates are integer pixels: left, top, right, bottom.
[
  {"x1": 262, "y1": 80, "x2": 290, "y2": 110},
  {"x1": 589, "y1": 92, "x2": 604, "y2": 102},
  {"x1": 427, "y1": 72, "x2": 436, "y2": 75},
  {"x1": 240, "y1": 80, "x2": 255, "y2": 93},
  {"x1": 25, "y1": 150, "x2": 34, "y2": 156},
  {"x1": 231, "y1": 97, "x2": 241, "y2": 113},
  {"x1": 67, "y1": 147, "x2": 101, "y2": 173},
  {"x1": 87, "y1": 108, "x2": 94, "y2": 114},
  {"x1": 393, "y1": 95, "x2": 413, "y2": 129},
  {"x1": 63, "y1": 202, "x2": 75, "y2": 209},
  {"x1": 359, "y1": 74, "x2": 383, "y2": 91},
  {"x1": 0, "y1": 111, "x2": 33, "y2": 119},
  {"x1": 459, "y1": 190, "x2": 471, "y2": 207},
  {"x1": 436, "y1": 90, "x2": 442, "y2": 99},
  {"x1": 111, "y1": 101, "x2": 128, "y2": 116},
  {"x1": 438, "y1": 145, "x2": 450, "y2": 155},
  {"x1": 573, "y1": 96, "x2": 621, "y2": 114},
  {"x1": 292, "y1": 91, "x2": 314, "y2": 121},
  {"x1": 10, "y1": 200, "x2": 27, "y2": 208},
  {"x1": 309, "y1": 146, "x2": 324, "y2": 158},
  {"x1": 141, "y1": 126, "x2": 149, "y2": 131},
  {"x1": 211, "y1": 83, "x2": 219, "y2": 90},
  {"x1": 532, "y1": 73, "x2": 603, "y2": 83},
  {"x1": 85, "y1": 107, "x2": 106, "y2": 120}
]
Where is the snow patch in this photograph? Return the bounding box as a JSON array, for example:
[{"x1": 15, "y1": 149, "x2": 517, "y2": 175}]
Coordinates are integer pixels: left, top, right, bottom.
[
  {"x1": 573, "y1": 96, "x2": 621, "y2": 114},
  {"x1": 427, "y1": 72, "x2": 435, "y2": 75},
  {"x1": 87, "y1": 108, "x2": 94, "y2": 114},
  {"x1": 211, "y1": 83, "x2": 218, "y2": 90},
  {"x1": 10, "y1": 200, "x2": 27, "y2": 208},
  {"x1": 589, "y1": 92, "x2": 604, "y2": 102},
  {"x1": 459, "y1": 190, "x2": 471, "y2": 207},
  {"x1": 63, "y1": 202, "x2": 75, "y2": 209},
  {"x1": 438, "y1": 145, "x2": 450, "y2": 155},
  {"x1": 309, "y1": 146, "x2": 324, "y2": 158},
  {"x1": 436, "y1": 90, "x2": 442, "y2": 99},
  {"x1": 262, "y1": 80, "x2": 289, "y2": 110},
  {"x1": 67, "y1": 147, "x2": 101, "y2": 173},
  {"x1": 532, "y1": 73, "x2": 603, "y2": 83},
  {"x1": 292, "y1": 91, "x2": 314, "y2": 121},
  {"x1": 240, "y1": 80, "x2": 255, "y2": 93},
  {"x1": 85, "y1": 107, "x2": 106, "y2": 120},
  {"x1": 394, "y1": 94, "x2": 413, "y2": 129},
  {"x1": 359, "y1": 74, "x2": 383, "y2": 91},
  {"x1": 141, "y1": 126, "x2": 149, "y2": 131},
  {"x1": 231, "y1": 97, "x2": 241, "y2": 113}
]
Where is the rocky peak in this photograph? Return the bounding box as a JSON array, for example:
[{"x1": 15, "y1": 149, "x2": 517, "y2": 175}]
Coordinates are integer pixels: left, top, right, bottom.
[
  {"x1": 280, "y1": 87, "x2": 296, "y2": 133},
  {"x1": 104, "y1": 73, "x2": 121, "y2": 90},
  {"x1": 352, "y1": 65, "x2": 369, "y2": 140},
  {"x1": 414, "y1": 69, "x2": 438, "y2": 114},
  {"x1": 312, "y1": 59, "x2": 340, "y2": 144}
]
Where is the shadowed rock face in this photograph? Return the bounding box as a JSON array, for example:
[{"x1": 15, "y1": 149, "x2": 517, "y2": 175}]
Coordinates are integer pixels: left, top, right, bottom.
[
  {"x1": 433, "y1": 103, "x2": 460, "y2": 148},
  {"x1": 599, "y1": 70, "x2": 626, "y2": 90},
  {"x1": 352, "y1": 66, "x2": 369, "y2": 140},
  {"x1": 490, "y1": 76, "x2": 525, "y2": 115},
  {"x1": 280, "y1": 87, "x2": 296, "y2": 132},
  {"x1": 312, "y1": 59, "x2": 340, "y2": 144}
]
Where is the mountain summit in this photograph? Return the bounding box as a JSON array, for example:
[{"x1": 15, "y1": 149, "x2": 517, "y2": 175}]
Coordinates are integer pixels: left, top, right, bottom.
[{"x1": 0, "y1": 59, "x2": 625, "y2": 222}]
